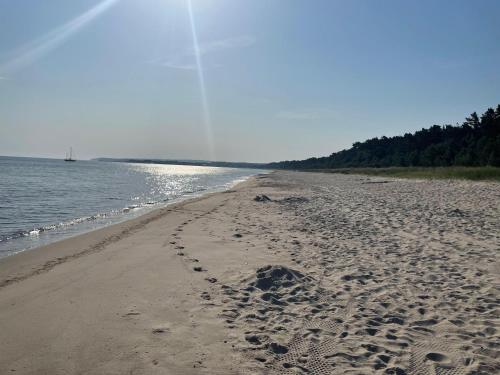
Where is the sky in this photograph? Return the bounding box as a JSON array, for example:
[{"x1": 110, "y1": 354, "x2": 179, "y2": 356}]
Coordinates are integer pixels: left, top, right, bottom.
[{"x1": 0, "y1": 0, "x2": 499, "y2": 162}]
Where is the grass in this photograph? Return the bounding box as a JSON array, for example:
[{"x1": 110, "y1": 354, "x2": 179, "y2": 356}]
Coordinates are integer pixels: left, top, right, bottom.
[{"x1": 305, "y1": 166, "x2": 500, "y2": 181}]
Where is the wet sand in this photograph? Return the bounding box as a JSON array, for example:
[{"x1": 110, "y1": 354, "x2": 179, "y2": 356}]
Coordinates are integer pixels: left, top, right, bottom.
[{"x1": 0, "y1": 171, "x2": 499, "y2": 374}]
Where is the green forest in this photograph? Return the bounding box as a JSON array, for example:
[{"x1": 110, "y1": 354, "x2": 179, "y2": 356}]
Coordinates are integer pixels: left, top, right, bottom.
[{"x1": 268, "y1": 105, "x2": 500, "y2": 169}]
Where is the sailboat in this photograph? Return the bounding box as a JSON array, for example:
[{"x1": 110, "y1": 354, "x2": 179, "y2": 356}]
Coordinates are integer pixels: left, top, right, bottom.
[{"x1": 64, "y1": 147, "x2": 76, "y2": 162}]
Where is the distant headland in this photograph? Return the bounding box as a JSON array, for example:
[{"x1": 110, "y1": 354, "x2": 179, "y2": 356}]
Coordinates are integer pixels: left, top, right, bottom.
[{"x1": 93, "y1": 158, "x2": 268, "y2": 170}]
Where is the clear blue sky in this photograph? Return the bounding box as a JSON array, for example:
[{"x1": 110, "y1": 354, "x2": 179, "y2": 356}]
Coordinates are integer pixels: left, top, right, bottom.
[{"x1": 0, "y1": 0, "x2": 499, "y2": 162}]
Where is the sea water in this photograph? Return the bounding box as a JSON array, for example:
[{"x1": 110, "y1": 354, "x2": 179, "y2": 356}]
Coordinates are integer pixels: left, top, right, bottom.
[{"x1": 0, "y1": 156, "x2": 262, "y2": 258}]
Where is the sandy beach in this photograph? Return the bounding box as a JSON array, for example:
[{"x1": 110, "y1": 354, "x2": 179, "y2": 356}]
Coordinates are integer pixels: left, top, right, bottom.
[{"x1": 0, "y1": 171, "x2": 499, "y2": 374}]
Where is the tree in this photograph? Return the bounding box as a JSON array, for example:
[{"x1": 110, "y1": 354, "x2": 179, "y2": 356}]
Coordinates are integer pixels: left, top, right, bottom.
[{"x1": 267, "y1": 105, "x2": 500, "y2": 169}]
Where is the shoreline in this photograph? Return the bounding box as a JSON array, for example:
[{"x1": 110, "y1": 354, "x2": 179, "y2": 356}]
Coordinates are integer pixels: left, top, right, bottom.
[
  {"x1": 0, "y1": 172, "x2": 260, "y2": 262},
  {"x1": 0, "y1": 175, "x2": 258, "y2": 290},
  {"x1": 0, "y1": 171, "x2": 498, "y2": 374}
]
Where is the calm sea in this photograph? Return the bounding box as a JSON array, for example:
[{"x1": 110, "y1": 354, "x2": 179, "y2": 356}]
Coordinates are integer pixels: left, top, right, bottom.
[{"x1": 0, "y1": 157, "x2": 262, "y2": 258}]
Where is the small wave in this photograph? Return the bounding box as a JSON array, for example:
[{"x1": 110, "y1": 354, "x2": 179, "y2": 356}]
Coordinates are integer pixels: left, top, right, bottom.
[
  {"x1": 122, "y1": 204, "x2": 140, "y2": 212},
  {"x1": 0, "y1": 229, "x2": 33, "y2": 242},
  {"x1": 184, "y1": 188, "x2": 207, "y2": 195},
  {"x1": 0, "y1": 198, "x2": 172, "y2": 244},
  {"x1": 60, "y1": 214, "x2": 106, "y2": 227},
  {"x1": 1, "y1": 212, "x2": 111, "y2": 243}
]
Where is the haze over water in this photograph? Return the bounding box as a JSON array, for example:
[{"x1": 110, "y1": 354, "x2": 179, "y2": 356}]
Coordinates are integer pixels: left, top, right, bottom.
[{"x1": 0, "y1": 156, "x2": 261, "y2": 257}]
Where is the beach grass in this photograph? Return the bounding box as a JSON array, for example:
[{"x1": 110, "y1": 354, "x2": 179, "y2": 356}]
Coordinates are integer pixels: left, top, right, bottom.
[{"x1": 307, "y1": 166, "x2": 500, "y2": 181}]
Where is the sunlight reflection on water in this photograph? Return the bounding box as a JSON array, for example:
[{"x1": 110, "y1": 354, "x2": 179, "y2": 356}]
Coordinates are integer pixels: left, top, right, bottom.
[{"x1": 0, "y1": 158, "x2": 262, "y2": 257}]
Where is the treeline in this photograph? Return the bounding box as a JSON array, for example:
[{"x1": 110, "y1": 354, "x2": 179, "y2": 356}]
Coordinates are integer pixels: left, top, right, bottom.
[{"x1": 268, "y1": 105, "x2": 500, "y2": 169}]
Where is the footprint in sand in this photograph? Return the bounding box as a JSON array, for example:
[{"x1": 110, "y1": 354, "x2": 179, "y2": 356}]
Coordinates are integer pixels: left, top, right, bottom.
[
  {"x1": 152, "y1": 327, "x2": 169, "y2": 334},
  {"x1": 425, "y1": 352, "x2": 448, "y2": 363}
]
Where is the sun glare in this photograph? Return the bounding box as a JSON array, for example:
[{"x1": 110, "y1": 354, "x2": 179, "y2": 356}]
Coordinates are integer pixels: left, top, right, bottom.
[
  {"x1": 186, "y1": 0, "x2": 216, "y2": 161},
  {"x1": 0, "y1": 0, "x2": 121, "y2": 76}
]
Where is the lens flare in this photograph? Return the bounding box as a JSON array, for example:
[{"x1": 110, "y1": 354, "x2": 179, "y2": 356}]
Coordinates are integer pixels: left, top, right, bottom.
[
  {"x1": 186, "y1": 0, "x2": 216, "y2": 161},
  {"x1": 0, "y1": 0, "x2": 120, "y2": 76}
]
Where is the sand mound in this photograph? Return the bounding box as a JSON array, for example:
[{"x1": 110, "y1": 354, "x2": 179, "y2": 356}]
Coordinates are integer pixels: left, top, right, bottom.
[
  {"x1": 254, "y1": 195, "x2": 272, "y2": 202},
  {"x1": 252, "y1": 265, "x2": 310, "y2": 291}
]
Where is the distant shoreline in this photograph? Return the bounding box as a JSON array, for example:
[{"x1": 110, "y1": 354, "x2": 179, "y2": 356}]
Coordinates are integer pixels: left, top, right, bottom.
[
  {"x1": 0, "y1": 155, "x2": 269, "y2": 168},
  {"x1": 93, "y1": 157, "x2": 269, "y2": 170}
]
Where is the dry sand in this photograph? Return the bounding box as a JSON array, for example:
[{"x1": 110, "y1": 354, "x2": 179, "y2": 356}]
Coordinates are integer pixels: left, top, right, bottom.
[{"x1": 0, "y1": 171, "x2": 499, "y2": 374}]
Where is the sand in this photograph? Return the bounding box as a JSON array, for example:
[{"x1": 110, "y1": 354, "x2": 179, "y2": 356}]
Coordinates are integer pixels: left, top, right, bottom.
[{"x1": 0, "y1": 171, "x2": 499, "y2": 374}]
